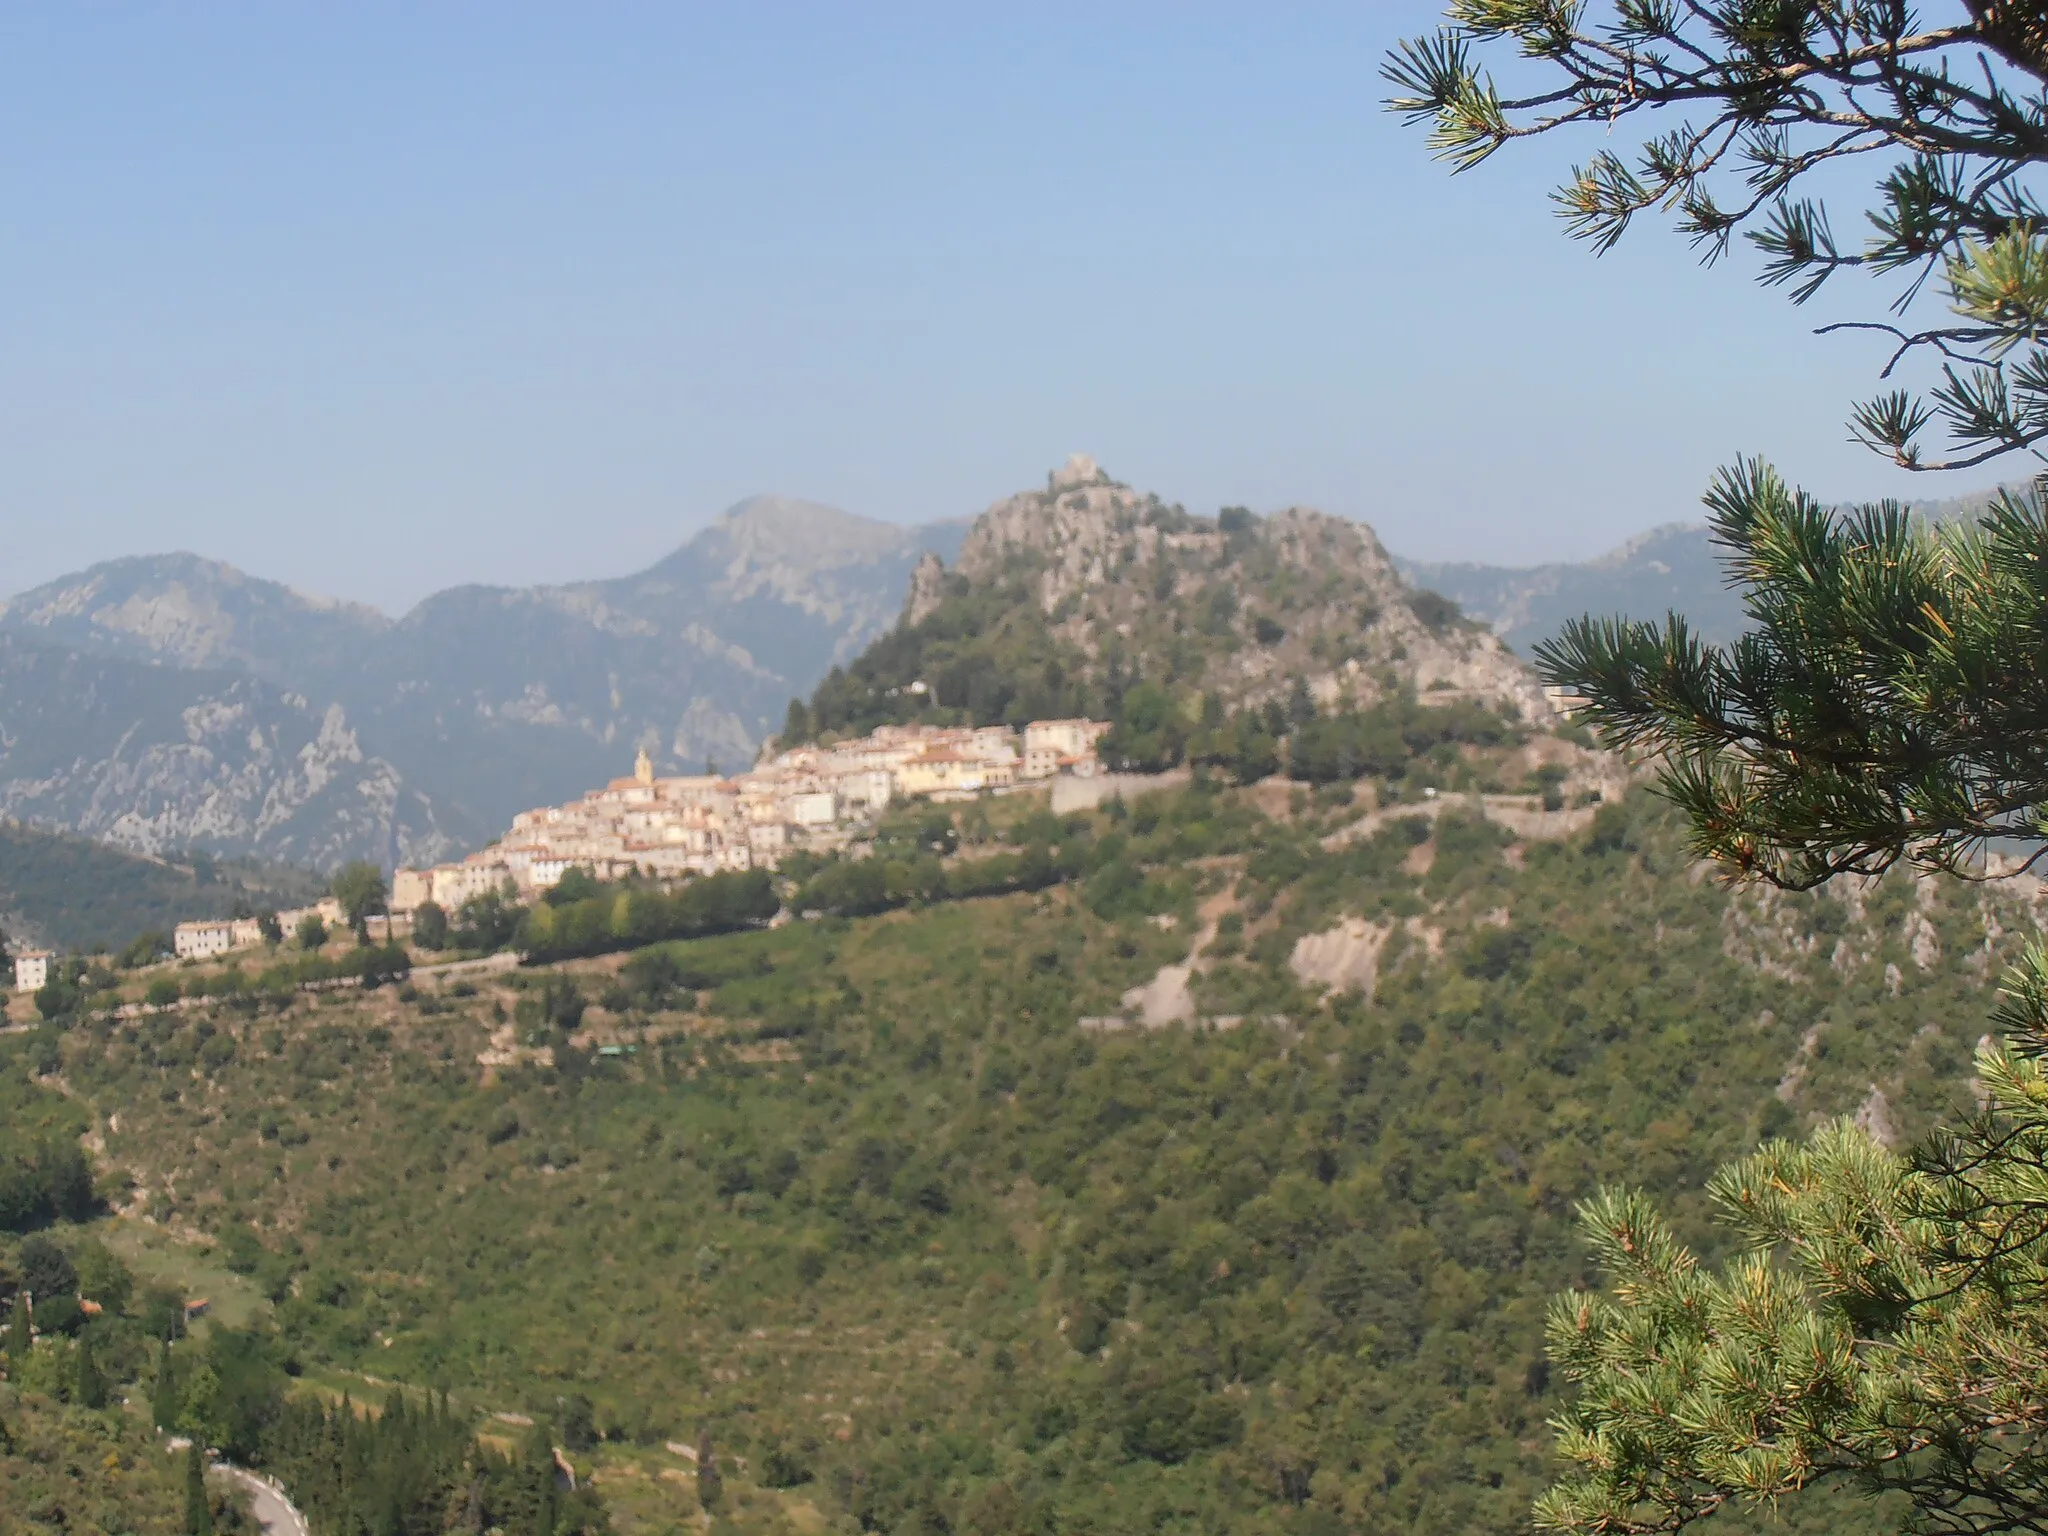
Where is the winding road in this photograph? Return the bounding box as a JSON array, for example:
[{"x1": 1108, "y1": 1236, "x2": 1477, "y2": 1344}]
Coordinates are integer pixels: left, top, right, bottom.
[{"x1": 222, "y1": 1465, "x2": 311, "y2": 1536}]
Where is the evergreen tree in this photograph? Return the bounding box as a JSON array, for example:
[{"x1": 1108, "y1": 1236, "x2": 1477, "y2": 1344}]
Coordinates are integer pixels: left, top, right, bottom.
[
  {"x1": 1387, "y1": 11, "x2": 2048, "y2": 1534},
  {"x1": 74, "y1": 1332, "x2": 105, "y2": 1409},
  {"x1": 782, "y1": 696, "x2": 810, "y2": 745},
  {"x1": 518, "y1": 1421, "x2": 559, "y2": 1536},
  {"x1": 1536, "y1": 464, "x2": 2048, "y2": 891},
  {"x1": 5, "y1": 1289, "x2": 26, "y2": 1371},
  {"x1": 412, "y1": 900, "x2": 449, "y2": 950},
  {"x1": 330, "y1": 861, "x2": 387, "y2": 944},
  {"x1": 1508, "y1": 477, "x2": 2048, "y2": 1536},
  {"x1": 697, "y1": 1428, "x2": 722, "y2": 1512},
  {"x1": 152, "y1": 1338, "x2": 180, "y2": 1430},
  {"x1": 1388, "y1": 4, "x2": 2048, "y2": 474},
  {"x1": 184, "y1": 1442, "x2": 213, "y2": 1536},
  {"x1": 1536, "y1": 948, "x2": 2048, "y2": 1535}
]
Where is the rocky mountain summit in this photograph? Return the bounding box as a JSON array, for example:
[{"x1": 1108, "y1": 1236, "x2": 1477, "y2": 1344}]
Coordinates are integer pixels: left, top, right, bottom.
[
  {"x1": 0, "y1": 498, "x2": 964, "y2": 868},
  {"x1": 812, "y1": 454, "x2": 1549, "y2": 740},
  {"x1": 0, "y1": 551, "x2": 385, "y2": 678}
]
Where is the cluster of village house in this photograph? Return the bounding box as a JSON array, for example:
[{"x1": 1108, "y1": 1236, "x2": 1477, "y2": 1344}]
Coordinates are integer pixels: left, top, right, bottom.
[
  {"x1": 10, "y1": 719, "x2": 1111, "y2": 990},
  {"x1": 390, "y1": 716, "x2": 1112, "y2": 908}
]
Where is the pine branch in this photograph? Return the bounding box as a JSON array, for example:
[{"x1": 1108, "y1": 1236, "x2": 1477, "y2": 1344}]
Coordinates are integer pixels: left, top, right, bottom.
[{"x1": 1388, "y1": 3, "x2": 2048, "y2": 473}]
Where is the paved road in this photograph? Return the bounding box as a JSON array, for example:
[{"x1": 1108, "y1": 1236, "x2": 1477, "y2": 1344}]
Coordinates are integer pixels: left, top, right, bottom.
[{"x1": 223, "y1": 1466, "x2": 310, "y2": 1536}]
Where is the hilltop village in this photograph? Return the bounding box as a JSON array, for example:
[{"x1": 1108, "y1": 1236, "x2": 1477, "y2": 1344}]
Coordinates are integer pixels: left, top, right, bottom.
[
  {"x1": 2, "y1": 719, "x2": 1113, "y2": 986},
  {"x1": 390, "y1": 716, "x2": 1112, "y2": 913}
]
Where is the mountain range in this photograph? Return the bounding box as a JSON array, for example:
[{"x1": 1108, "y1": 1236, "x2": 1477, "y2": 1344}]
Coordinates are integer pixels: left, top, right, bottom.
[
  {"x1": 0, "y1": 497, "x2": 965, "y2": 870},
  {"x1": 1398, "y1": 523, "x2": 1749, "y2": 654},
  {"x1": 1403, "y1": 480, "x2": 2012, "y2": 654},
  {"x1": 1, "y1": 466, "x2": 2015, "y2": 877}
]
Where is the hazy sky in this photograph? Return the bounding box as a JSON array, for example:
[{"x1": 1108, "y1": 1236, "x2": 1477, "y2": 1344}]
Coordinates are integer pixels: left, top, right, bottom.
[{"x1": 0, "y1": 3, "x2": 1977, "y2": 613}]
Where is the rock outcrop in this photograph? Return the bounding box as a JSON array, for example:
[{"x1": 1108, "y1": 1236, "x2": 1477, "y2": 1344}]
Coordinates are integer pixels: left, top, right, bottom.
[
  {"x1": 927, "y1": 454, "x2": 1552, "y2": 722},
  {"x1": 1289, "y1": 918, "x2": 1392, "y2": 999},
  {"x1": 0, "y1": 635, "x2": 449, "y2": 868}
]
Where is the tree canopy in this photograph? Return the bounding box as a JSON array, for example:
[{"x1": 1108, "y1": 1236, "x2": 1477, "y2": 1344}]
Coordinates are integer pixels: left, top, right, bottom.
[
  {"x1": 1535, "y1": 459, "x2": 2048, "y2": 888},
  {"x1": 328, "y1": 861, "x2": 386, "y2": 939},
  {"x1": 1538, "y1": 952, "x2": 2048, "y2": 1536},
  {"x1": 1387, "y1": 3, "x2": 2048, "y2": 473},
  {"x1": 1389, "y1": 9, "x2": 2048, "y2": 1535}
]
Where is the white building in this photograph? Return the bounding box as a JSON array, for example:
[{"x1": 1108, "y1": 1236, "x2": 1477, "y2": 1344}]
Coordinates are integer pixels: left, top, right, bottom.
[
  {"x1": 839, "y1": 769, "x2": 894, "y2": 812},
  {"x1": 276, "y1": 898, "x2": 348, "y2": 938},
  {"x1": 788, "y1": 791, "x2": 838, "y2": 828},
  {"x1": 1024, "y1": 718, "x2": 1110, "y2": 765},
  {"x1": 174, "y1": 920, "x2": 236, "y2": 961},
  {"x1": 404, "y1": 719, "x2": 1107, "y2": 912},
  {"x1": 528, "y1": 856, "x2": 577, "y2": 891},
  {"x1": 432, "y1": 861, "x2": 510, "y2": 910},
  {"x1": 390, "y1": 868, "x2": 432, "y2": 914},
  {"x1": 13, "y1": 951, "x2": 51, "y2": 993}
]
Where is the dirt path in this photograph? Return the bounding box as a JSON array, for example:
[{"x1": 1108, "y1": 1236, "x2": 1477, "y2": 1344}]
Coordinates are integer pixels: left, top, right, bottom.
[{"x1": 1319, "y1": 790, "x2": 1606, "y2": 850}]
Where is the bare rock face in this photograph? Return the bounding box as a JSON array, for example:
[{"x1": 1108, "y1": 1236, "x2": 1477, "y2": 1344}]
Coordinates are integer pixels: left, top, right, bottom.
[
  {"x1": 0, "y1": 635, "x2": 451, "y2": 869},
  {"x1": 902, "y1": 552, "x2": 949, "y2": 629},
  {"x1": 0, "y1": 552, "x2": 387, "y2": 677},
  {"x1": 1049, "y1": 452, "x2": 1107, "y2": 492},
  {"x1": 1855, "y1": 1084, "x2": 1902, "y2": 1148},
  {"x1": 1290, "y1": 918, "x2": 1392, "y2": 999},
  {"x1": 1118, "y1": 961, "x2": 1198, "y2": 1027}
]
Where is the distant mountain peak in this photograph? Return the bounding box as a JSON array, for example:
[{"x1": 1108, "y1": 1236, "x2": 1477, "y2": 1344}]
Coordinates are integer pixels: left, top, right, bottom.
[
  {"x1": 0, "y1": 552, "x2": 388, "y2": 678},
  {"x1": 700, "y1": 494, "x2": 941, "y2": 570}
]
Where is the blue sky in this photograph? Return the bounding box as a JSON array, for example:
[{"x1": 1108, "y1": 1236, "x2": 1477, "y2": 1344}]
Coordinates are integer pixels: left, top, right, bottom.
[{"x1": 0, "y1": 2, "x2": 1970, "y2": 612}]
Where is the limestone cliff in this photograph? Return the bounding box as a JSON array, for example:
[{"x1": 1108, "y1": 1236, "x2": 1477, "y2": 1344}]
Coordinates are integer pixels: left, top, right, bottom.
[
  {"x1": 893, "y1": 453, "x2": 1551, "y2": 722},
  {"x1": 0, "y1": 634, "x2": 451, "y2": 869}
]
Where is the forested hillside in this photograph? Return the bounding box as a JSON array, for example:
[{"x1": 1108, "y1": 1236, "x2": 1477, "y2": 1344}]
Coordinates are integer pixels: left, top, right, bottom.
[
  {"x1": 0, "y1": 1392, "x2": 190, "y2": 1536},
  {"x1": 0, "y1": 822, "x2": 322, "y2": 955},
  {"x1": 6, "y1": 450, "x2": 2013, "y2": 1535},
  {"x1": 2, "y1": 758, "x2": 2017, "y2": 1534}
]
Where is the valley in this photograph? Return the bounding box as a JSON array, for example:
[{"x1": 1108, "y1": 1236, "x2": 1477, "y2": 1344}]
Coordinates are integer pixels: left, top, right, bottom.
[
  {"x1": 4, "y1": 461, "x2": 2031, "y2": 1536},
  {"x1": 23, "y1": 9, "x2": 2048, "y2": 1533},
  {"x1": 2, "y1": 750, "x2": 2021, "y2": 1534}
]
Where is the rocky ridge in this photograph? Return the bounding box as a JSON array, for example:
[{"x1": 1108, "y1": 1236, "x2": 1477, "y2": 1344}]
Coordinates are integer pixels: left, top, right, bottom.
[
  {"x1": 0, "y1": 635, "x2": 447, "y2": 869},
  {"x1": 0, "y1": 550, "x2": 386, "y2": 678},
  {"x1": 907, "y1": 452, "x2": 1548, "y2": 721},
  {"x1": 1403, "y1": 480, "x2": 2019, "y2": 656}
]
